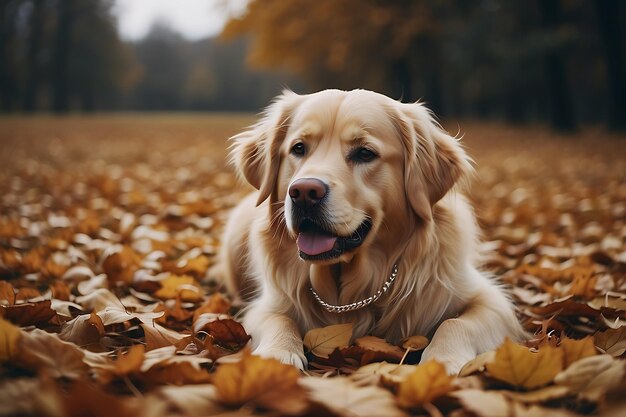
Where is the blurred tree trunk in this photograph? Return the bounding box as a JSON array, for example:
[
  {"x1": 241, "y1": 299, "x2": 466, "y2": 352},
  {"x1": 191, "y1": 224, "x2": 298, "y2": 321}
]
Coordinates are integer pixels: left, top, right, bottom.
[
  {"x1": 52, "y1": 0, "x2": 75, "y2": 113},
  {"x1": 594, "y1": 0, "x2": 626, "y2": 131},
  {"x1": 540, "y1": 0, "x2": 576, "y2": 132},
  {"x1": 23, "y1": 0, "x2": 44, "y2": 112},
  {"x1": 0, "y1": 0, "x2": 18, "y2": 111}
]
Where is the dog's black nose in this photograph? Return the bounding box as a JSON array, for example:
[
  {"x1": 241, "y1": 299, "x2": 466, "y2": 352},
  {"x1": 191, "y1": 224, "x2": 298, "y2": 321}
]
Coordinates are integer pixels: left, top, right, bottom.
[{"x1": 289, "y1": 178, "x2": 328, "y2": 209}]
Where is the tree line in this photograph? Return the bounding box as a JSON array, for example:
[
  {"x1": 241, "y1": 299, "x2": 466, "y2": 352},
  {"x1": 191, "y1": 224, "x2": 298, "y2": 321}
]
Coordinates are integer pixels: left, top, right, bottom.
[{"x1": 1, "y1": 0, "x2": 624, "y2": 132}]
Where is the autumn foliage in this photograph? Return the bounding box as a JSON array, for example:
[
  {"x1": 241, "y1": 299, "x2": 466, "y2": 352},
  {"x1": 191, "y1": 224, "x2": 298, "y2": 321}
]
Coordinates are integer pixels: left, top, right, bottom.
[{"x1": 0, "y1": 116, "x2": 625, "y2": 416}]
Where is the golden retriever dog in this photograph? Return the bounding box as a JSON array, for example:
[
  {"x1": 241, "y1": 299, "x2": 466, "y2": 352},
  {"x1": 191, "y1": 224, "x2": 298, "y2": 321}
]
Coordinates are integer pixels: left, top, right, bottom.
[{"x1": 214, "y1": 89, "x2": 526, "y2": 374}]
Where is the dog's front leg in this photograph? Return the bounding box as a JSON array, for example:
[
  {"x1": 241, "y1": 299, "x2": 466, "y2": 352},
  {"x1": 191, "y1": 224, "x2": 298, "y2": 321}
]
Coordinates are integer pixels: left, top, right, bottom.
[
  {"x1": 421, "y1": 281, "x2": 526, "y2": 375},
  {"x1": 243, "y1": 303, "x2": 307, "y2": 369}
]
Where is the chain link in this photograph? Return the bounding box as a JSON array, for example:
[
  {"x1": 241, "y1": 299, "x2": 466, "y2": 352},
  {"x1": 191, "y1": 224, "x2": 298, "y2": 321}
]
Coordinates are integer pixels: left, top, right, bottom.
[{"x1": 309, "y1": 264, "x2": 399, "y2": 314}]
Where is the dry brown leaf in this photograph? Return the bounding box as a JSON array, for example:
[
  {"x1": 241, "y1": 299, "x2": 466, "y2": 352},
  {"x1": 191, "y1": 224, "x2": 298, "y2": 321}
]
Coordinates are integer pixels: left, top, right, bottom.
[
  {"x1": 154, "y1": 274, "x2": 203, "y2": 302},
  {"x1": 0, "y1": 316, "x2": 21, "y2": 361},
  {"x1": 486, "y1": 338, "x2": 563, "y2": 389},
  {"x1": 140, "y1": 361, "x2": 212, "y2": 386},
  {"x1": 560, "y1": 336, "x2": 597, "y2": 368},
  {"x1": 171, "y1": 255, "x2": 210, "y2": 277},
  {"x1": 451, "y1": 389, "x2": 511, "y2": 417},
  {"x1": 192, "y1": 293, "x2": 231, "y2": 321},
  {"x1": 304, "y1": 323, "x2": 353, "y2": 358},
  {"x1": 555, "y1": 354, "x2": 626, "y2": 401},
  {"x1": 151, "y1": 384, "x2": 224, "y2": 416},
  {"x1": 197, "y1": 318, "x2": 250, "y2": 351},
  {"x1": 458, "y1": 350, "x2": 496, "y2": 377},
  {"x1": 402, "y1": 335, "x2": 429, "y2": 351},
  {"x1": 0, "y1": 281, "x2": 16, "y2": 305},
  {"x1": 1, "y1": 300, "x2": 57, "y2": 326},
  {"x1": 595, "y1": 327, "x2": 626, "y2": 357},
  {"x1": 59, "y1": 312, "x2": 105, "y2": 349},
  {"x1": 17, "y1": 328, "x2": 88, "y2": 379},
  {"x1": 141, "y1": 322, "x2": 187, "y2": 351},
  {"x1": 214, "y1": 353, "x2": 308, "y2": 415},
  {"x1": 351, "y1": 361, "x2": 418, "y2": 387},
  {"x1": 355, "y1": 336, "x2": 405, "y2": 361},
  {"x1": 300, "y1": 375, "x2": 409, "y2": 417},
  {"x1": 102, "y1": 245, "x2": 142, "y2": 284},
  {"x1": 397, "y1": 360, "x2": 455, "y2": 408}
]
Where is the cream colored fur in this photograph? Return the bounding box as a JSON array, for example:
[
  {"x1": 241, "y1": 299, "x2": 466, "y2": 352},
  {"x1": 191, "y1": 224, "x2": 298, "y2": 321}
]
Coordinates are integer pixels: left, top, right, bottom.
[{"x1": 213, "y1": 89, "x2": 526, "y2": 374}]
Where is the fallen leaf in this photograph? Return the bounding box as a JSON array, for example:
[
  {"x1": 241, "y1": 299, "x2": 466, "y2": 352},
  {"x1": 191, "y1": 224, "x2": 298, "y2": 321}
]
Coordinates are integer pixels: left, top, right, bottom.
[
  {"x1": 595, "y1": 327, "x2": 626, "y2": 356},
  {"x1": 486, "y1": 338, "x2": 563, "y2": 389},
  {"x1": 150, "y1": 384, "x2": 224, "y2": 415},
  {"x1": 0, "y1": 317, "x2": 21, "y2": 361},
  {"x1": 102, "y1": 245, "x2": 142, "y2": 284},
  {"x1": 458, "y1": 350, "x2": 496, "y2": 377},
  {"x1": 17, "y1": 328, "x2": 88, "y2": 379},
  {"x1": 199, "y1": 318, "x2": 251, "y2": 351},
  {"x1": 402, "y1": 335, "x2": 429, "y2": 351},
  {"x1": 560, "y1": 336, "x2": 597, "y2": 368},
  {"x1": 301, "y1": 375, "x2": 408, "y2": 417},
  {"x1": 452, "y1": 389, "x2": 510, "y2": 417},
  {"x1": 141, "y1": 322, "x2": 187, "y2": 351},
  {"x1": 304, "y1": 323, "x2": 353, "y2": 358},
  {"x1": 139, "y1": 361, "x2": 212, "y2": 386},
  {"x1": 154, "y1": 274, "x2": 203, "y2": 302},
  {"x1": 351, "y1": 361, "x2": 417, "y2": 387},
  {"x1": 59, "y1": 312, "x2": 105, "y2": 349},
  {"x1": 555, "y1": 354, "x2": 626, "y2": 401},
  {"x1": 397, "y1": 360, "x2": 455, "y2": 408},
  {"x1": 355, "y1": 336, "x2": 405, "y2": 361},
  {"x1": 214, "y1": 353, "x2": 308, "y2": 415},
  {"x1": 192, "y1": 293, "x2": 231, "y2": 321},
  {"x1": 0, "y1": 281, "x2": 16, "y2": 305},
  {"x1": 1, "y1": 300, "x2": 56, "y2": 326}
]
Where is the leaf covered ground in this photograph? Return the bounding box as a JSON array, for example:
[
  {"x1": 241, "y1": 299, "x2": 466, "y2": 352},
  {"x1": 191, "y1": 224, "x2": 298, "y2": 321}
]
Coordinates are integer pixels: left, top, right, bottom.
[{"x1": 0, "y1": 115, "x2": 625, "y2": 417}]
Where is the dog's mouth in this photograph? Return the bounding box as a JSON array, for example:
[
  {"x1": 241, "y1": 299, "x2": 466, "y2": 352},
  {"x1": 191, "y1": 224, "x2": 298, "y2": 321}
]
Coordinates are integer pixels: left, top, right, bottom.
[{"x1": 295, "y1": 218, "x2": 372, "y2": 261}]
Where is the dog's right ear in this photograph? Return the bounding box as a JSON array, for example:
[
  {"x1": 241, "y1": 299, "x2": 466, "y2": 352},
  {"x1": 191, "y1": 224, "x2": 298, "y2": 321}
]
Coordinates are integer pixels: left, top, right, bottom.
[{"x1": 230, "y1": 90, "x2": 301, "y2": 206}]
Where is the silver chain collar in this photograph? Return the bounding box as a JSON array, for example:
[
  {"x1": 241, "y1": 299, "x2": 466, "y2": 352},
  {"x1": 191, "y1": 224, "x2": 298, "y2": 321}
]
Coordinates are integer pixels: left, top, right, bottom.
[{"x1": 309, "y1": 264, "x2": 399, "y2": 314}]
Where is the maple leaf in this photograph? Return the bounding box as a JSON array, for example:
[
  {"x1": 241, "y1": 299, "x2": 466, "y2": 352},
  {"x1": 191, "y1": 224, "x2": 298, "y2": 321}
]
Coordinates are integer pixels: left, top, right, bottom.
[
  {"x1": 154, "y1": 274, "x2": 204, "y2": 302},
  {"x1": 486, "y1": 338, "x2": 564, "y2": 389},
  {"x1": 560, "y1": 335, "x2": 597, "y2": 368},
  {"x1": 214, "y1": 353, "x2": 308, "y2": 415},
  {"x1": 397, "y1": 360, "x2": 455, "y2": 408},
  {"x1": 304, "y1": 323, "x2": 353, "y2": 358}
]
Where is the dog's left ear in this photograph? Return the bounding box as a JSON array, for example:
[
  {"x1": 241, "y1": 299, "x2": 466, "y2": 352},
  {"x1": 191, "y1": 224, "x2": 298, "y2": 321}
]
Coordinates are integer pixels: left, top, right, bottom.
[
  {"x1": 230, "y1": 90, "x2": 302, "y2": 205},
  {"x1": 391, "y1": 102, "x2": 472, "y2": 222}
]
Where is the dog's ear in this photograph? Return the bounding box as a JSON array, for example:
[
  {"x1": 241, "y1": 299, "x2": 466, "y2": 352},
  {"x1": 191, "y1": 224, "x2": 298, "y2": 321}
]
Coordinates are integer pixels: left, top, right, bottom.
[
  {"x1": 230, "y1": 90, "x2": 301, "y2": 206},
  {"x1": 391, "y1": 102, "x2": 472, "y2": 222}
]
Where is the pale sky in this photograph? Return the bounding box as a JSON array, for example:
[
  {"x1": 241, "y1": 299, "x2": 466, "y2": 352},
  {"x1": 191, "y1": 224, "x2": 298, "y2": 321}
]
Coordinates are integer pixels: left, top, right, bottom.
[{"x1": 113, "y1": 0, "x2": 248, "y2": 41}]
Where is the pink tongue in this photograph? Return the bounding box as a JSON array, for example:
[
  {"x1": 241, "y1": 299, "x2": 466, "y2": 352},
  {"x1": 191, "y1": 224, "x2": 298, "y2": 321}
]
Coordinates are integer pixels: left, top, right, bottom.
[{"x1": 297, "y1": 232, "x2": 337, "y2": 256}]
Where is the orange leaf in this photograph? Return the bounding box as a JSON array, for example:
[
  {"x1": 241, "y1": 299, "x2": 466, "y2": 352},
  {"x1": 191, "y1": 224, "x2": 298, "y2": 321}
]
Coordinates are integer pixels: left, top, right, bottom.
[
  {"x1": 199, "y1": 318, "x2": 251, "y2": 351},
  {"x1": 114, "y1": 344, "x2": 145, "y2": 376},
  {"x1": 154, "y1": 274, "x2": 203, "y2": 302},
  {"x1": 560, "y1": 336, "x2": 597, "y2": 368},
  {"x1": 0, "y1": 316, "x2": 21, "y2": 361},
  {"x1": 214, "y1": 353, "x2": 307, "y2": 415},
  {"x1": 0, "y1": 280, "x2": 15, "y2": 305},
  {"x1": 102, "y1": 246, "x2": 142, "y2": 284},
  {"x1": 397, "y1": 360, "x2": 455, "y2": 408},
  {"x1": 193, "y1": 293, "x2": 231, "y2": 321},
  {"x1": 486, "y1": 338, "x2": 564, "y2": 389}
]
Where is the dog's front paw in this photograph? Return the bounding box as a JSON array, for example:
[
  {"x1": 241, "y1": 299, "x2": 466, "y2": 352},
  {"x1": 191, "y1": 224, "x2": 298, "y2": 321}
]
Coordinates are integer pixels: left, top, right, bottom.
[
  {"x1": 254, "y1": 347, "x2": 308, "y2": 370},
  {"x1": 420, "y1": 346, "x2": 473, "y2": 375}
]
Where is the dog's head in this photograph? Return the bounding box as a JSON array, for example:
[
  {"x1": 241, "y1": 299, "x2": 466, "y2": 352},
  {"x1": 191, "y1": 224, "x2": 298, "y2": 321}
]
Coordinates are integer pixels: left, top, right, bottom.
[{"x1": 231, "y1": 89, "x2": 471, "y2": 263}]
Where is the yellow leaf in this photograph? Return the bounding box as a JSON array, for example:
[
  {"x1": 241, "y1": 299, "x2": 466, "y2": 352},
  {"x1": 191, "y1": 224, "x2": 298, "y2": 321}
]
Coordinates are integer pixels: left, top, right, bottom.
[
  {"x1": 154, "y1": 274, "x2": 203, "y2": 302},
  {"x1": 0, "y1": 317, "x2": 21, "y2": 361},
  {"x1": 214, "y1": 353, "x2": 307, "y2": 415},
  {"x1": 486, "y1": 338, "x2": 563, "y2": 389},
  {"x1": 303, "y1": 323, "x2": 353, "y2": 358},
  {"x1": 397, "y1": 360, "x2": 455, "y2": 408},
  {"x1": 560, "y1": 336, "x2": 597, "y2": 368}
]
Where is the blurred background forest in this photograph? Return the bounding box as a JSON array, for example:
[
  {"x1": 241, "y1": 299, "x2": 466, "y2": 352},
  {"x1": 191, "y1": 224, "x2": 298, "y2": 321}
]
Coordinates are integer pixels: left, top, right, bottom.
[{"x1": 0, "y1": 0, "x2": 624, "y2": 131}]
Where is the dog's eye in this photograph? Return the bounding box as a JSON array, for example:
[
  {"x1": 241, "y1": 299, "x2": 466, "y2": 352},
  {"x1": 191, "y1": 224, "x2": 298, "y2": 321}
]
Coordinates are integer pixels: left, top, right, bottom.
[
  {"x1": 350, "y1": 147, "x2": 378, "y2": 163},
  {"x1": 291, "y1": 142, "x2": 306, "y2": 157}
]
